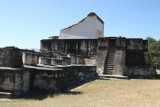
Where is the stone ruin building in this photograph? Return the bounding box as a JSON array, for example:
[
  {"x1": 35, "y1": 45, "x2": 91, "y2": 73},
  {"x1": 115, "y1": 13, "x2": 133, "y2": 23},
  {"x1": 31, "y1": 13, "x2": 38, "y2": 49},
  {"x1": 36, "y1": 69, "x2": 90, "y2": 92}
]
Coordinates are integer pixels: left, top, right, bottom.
[{"x1": 0, "y1": 12, "x2": 157, "y2": 97}]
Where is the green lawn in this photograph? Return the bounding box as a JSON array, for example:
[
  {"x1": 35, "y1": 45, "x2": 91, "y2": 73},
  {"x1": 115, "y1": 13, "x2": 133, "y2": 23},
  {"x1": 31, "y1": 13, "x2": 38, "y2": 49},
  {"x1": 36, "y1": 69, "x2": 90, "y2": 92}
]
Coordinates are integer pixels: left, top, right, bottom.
[{"x1": 1, "y1": 79, "x2": 160, "y2": 107}]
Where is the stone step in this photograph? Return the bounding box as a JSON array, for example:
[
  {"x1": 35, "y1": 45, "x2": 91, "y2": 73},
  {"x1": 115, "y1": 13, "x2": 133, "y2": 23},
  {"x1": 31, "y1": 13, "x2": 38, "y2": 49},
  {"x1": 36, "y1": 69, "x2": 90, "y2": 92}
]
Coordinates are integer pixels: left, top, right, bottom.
[
  {"x1": 105, "y1": 65, "x2": 114, "y2": 67},
  {"x1": 109, "y1": 51, "x2": 115, "y2": 52},
  {"x1": 105, "y1": 70, "x2": 113, "y2": 73},
  {"x1": 0, "y1": 92, "x2": 12, "y2": 98},
  {"x1": 106, "y1": 62, "x2": 114, "y2": 64},
  {"x1": 106, "y1": 63, "x2": 114, "y2": 65},
  {"x1": 108, "y1": 53, "x2": 115, "y2": 55},
  {"x1": 106, "y1": 68, "x2": 113, "y2": 70},
  {"x1": 107, "y1": 55, "x2": 115, "y2": 57},
  {"x1": 109, "y1": 49, "x2": 115, "y2": 51},
  {"x1": 108, "y1": 55, "x2": 114, "y2": 57},
  {"x1": 105, "y1": 71, "x2": 113, "y2": 74},
  {"x1": 105, "y1": 71, "x2": 112, "y2": 73},
  {"x1": 105, "y1": 72, "x2": 113, "y2": 74},
  {"x1": 106, "y1": 64, "x2": 114, "y2": 66},
  {"x1": 107, "y1": 59, "x2": 114, "y2": 61},
  {"x1": 107, "y1": 57, "x2": 115, "y2": 59},
  {"x1": 106, "y1": 65, "x2": 114, "y2": 67},
  {"x1": 99, "y1": 75, "x2": 128, "y2": 79},
  {"x1": 107, "y1": 59, "x2": 114, "y2": 60},
  {"x1": 107, "y1": 59, "x2": 114, "y2": 63},
  {"x1": 105, "y1": 70, "x2": 113, "y2": 72},
  {"x1": 107, "y1": 60, "x2": 114, "y2": 62},
  {"x1": 105, "y1": 67, "x2": 113, "y2": 69}
]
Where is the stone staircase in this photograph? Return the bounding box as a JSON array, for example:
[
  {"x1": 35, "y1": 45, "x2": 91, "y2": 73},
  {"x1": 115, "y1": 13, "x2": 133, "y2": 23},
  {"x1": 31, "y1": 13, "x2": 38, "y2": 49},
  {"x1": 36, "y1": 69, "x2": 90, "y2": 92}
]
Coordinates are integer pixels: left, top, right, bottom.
[{"x1": 104, "y1": 45, "x2": 116, "y2": 75}]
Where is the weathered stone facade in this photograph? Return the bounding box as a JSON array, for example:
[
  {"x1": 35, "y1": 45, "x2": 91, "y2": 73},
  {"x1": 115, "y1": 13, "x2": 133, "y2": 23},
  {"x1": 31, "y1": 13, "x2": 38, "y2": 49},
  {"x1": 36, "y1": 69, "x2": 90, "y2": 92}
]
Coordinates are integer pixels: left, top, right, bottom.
[
  {"x1": 0, "y1": 47, "x2": 97, "y2": 96},
  {"x1": 41, "y1": 37, "x2": 156, "y2": 77},
  {"x1": 0, "y1": 47, "x2": 23, "y2": 68},
  {"x1": 0, "y1": 12, "x2": 157, "y2": 97}
]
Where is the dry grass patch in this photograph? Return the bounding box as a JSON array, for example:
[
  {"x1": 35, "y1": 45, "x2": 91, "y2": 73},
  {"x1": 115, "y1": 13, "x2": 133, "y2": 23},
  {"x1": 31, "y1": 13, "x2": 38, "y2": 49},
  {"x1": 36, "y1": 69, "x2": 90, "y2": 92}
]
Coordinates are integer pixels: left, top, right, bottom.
[{"x1": 1, "y1": 79, "x2": 160, "y2": 107}]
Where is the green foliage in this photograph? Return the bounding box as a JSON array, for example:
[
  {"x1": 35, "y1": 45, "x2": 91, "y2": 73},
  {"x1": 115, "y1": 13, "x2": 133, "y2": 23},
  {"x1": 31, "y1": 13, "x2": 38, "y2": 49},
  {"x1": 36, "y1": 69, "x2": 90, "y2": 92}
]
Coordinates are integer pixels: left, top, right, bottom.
[
  {"x1": 146, "y1": 37, "x2": 156, "y2": 44},
  {"x1": 146, "y1": 37, "x2": 160, "y2": 69}
]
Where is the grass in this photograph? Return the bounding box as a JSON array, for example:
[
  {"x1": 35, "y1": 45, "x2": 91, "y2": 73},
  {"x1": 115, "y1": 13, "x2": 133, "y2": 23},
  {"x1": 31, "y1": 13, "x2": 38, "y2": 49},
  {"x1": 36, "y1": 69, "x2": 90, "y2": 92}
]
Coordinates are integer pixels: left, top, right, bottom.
[{"x1": 1, "y1": 79, "x2": 160, "y2": 107}]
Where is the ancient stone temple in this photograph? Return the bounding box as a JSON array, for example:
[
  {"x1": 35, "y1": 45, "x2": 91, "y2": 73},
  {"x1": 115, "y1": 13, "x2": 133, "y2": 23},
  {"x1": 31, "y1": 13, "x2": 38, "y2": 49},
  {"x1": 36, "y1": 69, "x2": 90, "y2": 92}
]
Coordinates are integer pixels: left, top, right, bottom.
[
  {"x1": 0, "y1": 12, "x2": 157, "y2": 97},
  {"x1": 41, "y1": 12, "x2": 156, "y2": 77}
]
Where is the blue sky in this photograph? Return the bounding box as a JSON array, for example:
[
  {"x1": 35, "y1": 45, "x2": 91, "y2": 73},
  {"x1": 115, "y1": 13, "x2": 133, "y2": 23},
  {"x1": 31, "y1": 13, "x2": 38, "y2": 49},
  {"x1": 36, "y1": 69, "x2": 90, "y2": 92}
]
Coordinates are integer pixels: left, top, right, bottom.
[{"x1": 0, "y1": 0, "x2": 160, "y2": 49}]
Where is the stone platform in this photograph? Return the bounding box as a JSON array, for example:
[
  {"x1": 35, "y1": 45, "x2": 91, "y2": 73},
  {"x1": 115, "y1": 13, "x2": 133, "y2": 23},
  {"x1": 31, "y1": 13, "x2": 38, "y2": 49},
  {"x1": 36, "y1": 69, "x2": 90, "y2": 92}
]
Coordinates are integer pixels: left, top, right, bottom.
[
  {"x1": 0, "y1": 64, "x2": 97, "y2": 97},
  {"x1": 99, "y1": 75, "x2": 128, "y2": 80}
]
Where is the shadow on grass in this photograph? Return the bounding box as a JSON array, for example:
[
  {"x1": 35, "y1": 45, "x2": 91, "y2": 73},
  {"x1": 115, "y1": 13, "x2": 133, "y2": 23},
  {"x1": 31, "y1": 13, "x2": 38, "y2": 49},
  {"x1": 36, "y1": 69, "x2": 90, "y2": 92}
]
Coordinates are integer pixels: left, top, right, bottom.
[
  {"x1": 13, "y1": 79, "x2": 97, "y2": 100},
  {"x1": 14, "y1": 90, "x2": 83, "y2": 100}
]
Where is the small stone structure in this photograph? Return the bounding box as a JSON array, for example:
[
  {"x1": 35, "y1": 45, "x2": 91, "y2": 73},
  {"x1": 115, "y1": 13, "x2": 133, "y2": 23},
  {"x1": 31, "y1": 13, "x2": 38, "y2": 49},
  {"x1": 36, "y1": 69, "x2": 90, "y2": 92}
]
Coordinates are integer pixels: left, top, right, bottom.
[
  {"x1": 0, "y1": 47, "x2": 23, "y2": 68},
  {"x1": 22, "y1": 51, "x2": 39, "y2": 65},
  {"x1": 0, "y1": 12, "x2": 157, "y2": 97}
]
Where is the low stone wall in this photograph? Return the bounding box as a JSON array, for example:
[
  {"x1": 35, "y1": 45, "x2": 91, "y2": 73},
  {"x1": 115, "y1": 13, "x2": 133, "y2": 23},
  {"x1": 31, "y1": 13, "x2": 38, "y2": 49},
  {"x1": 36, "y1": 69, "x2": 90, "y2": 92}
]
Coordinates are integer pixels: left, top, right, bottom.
[
  {"x1": 22, "y1": 52, "x2": 39, "y2": 65},
  {"x1": 0, "y1": 65, "x2": 97, "y2": 96},
  {"x1": 0, "y1": 68, "x2": 30, "y2": 96},
  {"x1": 57, "y1": 65, "x2": 98, "y2": 88},
  {"x1": 30, "y1": 69, "x2": 66, "y2": 92},
  {"x1": 0, "y1": 67, "x2": 66, "y2": 96}
]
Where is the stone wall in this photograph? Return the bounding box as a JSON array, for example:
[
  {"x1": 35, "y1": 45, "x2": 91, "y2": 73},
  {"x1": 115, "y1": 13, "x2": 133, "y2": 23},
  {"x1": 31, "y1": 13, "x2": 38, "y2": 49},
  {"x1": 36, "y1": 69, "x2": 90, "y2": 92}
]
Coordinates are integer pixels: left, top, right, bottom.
[
  {"x1": 22, "y1": 52, "x2": 39, "y2": 65},
  {"x1": 30, "y1": 69, "x2": 66, "y2": 92},
  {"x1": 125, "y1": 39, "x2": 156, "y2": 76},
  {"x1": 113, "y1": 49, "x2": 125, "y2": 75},
  {"x1": 96, "y1": 38, "x2": 109, "y2": 75},
  {"x1": 0, "y1": 67, "x2": 66, "y2": 96},
  {"x1": 0, "y1": 47, "x2": 23, "y2": 68},
  {"x1": 41, "y1": 39, "x2": 98, "y2": 58},
  {"x1": 0, "y1": 68, "x2": 30, "y2": 96},
  {"x1": 41, "y1": 37, "x2": 156, "y2": 77},
  {"x1": 0, "y1": 65, "x2": 97, "y2": 96},
  {"x1": 59, "y1": 12, "x2": 104, "y2": 39},
  {"x1": 57, "y1": 65, "x2": 97, "y2": 88}
]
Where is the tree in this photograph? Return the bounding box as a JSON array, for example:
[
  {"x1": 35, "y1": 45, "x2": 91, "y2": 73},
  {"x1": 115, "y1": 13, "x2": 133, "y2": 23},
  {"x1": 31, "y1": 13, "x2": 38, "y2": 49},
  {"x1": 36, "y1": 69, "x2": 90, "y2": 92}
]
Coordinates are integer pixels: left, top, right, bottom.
[
  {"x1": 146, "y1": 37, "x2": 160, "y2": 69},
  {"x1": 146, "y1": 37, "x2": 156, "y2": 44}
]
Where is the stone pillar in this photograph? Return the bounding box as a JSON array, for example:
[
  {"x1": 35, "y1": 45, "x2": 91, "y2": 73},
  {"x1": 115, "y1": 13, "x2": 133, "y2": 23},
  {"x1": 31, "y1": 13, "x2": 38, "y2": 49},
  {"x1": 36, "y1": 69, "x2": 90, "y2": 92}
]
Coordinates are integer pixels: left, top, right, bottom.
[
  {"x1": 51, "y1": 58, "x2": 56, "y2": 65},
  {"x1": 80, "y1": 40, "x2": 88, "y2": 57},
  {"x1": 96, "y1": 38, "x2": 109, "y2": 75},
  {"x1": 70, "y1": 54, "x2": 76, "y2": 64},
  {"x1": 62, "y1": 57, "x2": 70, "y2": 65},
  {"x1": 38, "y1": 57, "x2": 50, "y2": 65},
  {"x1": 23, "y1": 52, "x2": 38, "y2": 65}
]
